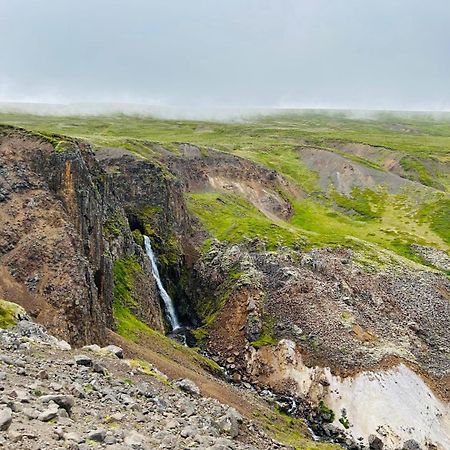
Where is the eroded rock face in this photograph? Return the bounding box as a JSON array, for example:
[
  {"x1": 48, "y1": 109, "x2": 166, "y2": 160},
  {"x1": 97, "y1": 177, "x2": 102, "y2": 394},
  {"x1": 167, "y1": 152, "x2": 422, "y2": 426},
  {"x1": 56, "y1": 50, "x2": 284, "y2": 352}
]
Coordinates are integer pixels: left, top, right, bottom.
[
  {"x1": 95, "y1": 148, "x2": 202, "y2": 326},
  {"x1": 160, "y1": 145, "x2": 301, "y2": 221},
  {"x1": 194, "y1": 241, "x2": 450, "y2": 379},
  {"x1": 2, "y1": 127, "x2": 449, "y2": 449},
  {"x1": 0, "y1": 126, "x2": 164, "y2": 344},
  {"x1": 249, "y1": 339, "x2": 450, "y2": 449},
  {"x1": 190, "y1": 240, "x2": 450, "y2": 449}
]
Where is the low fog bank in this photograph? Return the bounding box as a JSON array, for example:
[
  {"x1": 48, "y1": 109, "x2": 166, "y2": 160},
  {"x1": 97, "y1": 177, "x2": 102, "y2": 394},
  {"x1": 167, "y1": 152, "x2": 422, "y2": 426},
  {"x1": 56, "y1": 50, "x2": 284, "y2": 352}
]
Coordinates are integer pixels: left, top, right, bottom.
[{"x1": 1, "y1": 102, "x2": 450, "y2": 123}]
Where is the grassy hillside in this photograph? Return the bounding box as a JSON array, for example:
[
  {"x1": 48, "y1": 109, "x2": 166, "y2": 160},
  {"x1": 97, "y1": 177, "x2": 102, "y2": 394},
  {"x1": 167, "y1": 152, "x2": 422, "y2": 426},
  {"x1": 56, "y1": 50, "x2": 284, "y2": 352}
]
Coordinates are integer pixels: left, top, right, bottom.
[{"x1": 1, "y1": 109, "x2": 449, "y2": 269}]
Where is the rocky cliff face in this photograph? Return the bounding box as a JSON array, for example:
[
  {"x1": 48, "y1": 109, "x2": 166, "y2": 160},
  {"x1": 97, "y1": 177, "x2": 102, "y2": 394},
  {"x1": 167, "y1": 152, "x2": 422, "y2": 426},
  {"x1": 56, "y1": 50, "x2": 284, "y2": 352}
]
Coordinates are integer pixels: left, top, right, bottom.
[
  {"x1": 96, "y1": 143, "x2": 450, "y2": 449},
  {"x1": 1, "y1": 126, "x2": 449, "y2": 449},
  {"x1": 0, "y1": 126, "x2": 164, "y2": 344},
  {"x1": 95, "y1": 147, "x2": 202, "y2": 325},
  {"x1": 184, "y1": 240, "x2": 450, "y2": 449}
]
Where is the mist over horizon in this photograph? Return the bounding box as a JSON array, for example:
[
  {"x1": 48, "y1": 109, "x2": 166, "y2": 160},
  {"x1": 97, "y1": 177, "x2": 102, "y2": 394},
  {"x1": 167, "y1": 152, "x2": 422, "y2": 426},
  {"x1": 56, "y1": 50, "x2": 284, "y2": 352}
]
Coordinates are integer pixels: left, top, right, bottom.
[
  {"x1": 1, "y1": 0, "x2": 450, "y2": 113},
  {"x1": 2, "y1": 101, "x2": 450, "y2": 123}
]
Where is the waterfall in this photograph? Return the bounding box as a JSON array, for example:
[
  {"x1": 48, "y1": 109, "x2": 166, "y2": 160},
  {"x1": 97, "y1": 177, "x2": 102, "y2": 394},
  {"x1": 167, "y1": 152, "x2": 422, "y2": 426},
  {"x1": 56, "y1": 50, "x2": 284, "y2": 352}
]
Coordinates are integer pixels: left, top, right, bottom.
[{"x1": 143, "y1": 235, "x2": 180, "y2": 331}]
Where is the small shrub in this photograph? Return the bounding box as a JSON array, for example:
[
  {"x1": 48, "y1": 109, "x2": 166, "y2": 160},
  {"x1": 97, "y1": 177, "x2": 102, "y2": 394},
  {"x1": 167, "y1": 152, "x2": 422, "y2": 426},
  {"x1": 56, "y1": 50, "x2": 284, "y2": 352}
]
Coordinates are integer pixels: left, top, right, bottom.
[{"x1": 318, "y1": 401, "x2": 335, "y2": 423}]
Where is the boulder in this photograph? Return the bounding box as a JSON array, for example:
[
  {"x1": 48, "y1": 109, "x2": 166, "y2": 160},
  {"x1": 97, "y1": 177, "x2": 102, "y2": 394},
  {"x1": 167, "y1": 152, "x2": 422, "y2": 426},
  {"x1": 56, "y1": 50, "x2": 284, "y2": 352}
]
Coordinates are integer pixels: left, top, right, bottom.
[
  {"x1": 74, "y1": 355, "x2": 92, "y2": 366},
  {"x1": 0, "y1": 407, "x2": 12, "y2": 431},
  {"x1": 369, "y1": 434, "x2": 384, "y2": 450},
  {"x1": 87, "y1": 430, "x2": 106, "y2": 443},
  {"x1": 103, "y1": 345, "x2": 123, "y2": 359},
  {"x1": 40, "y1": 395, "x2": 75, "y2": 414},
  {"x1": 38, "y1": 407, "x2": 58, "y2": 422},
  {"x1": 402, "y1": 440, "x2": 421, "y2": 450},
  {"x1": 173, "y1": 379, "x2": 200, "y2": 396}
]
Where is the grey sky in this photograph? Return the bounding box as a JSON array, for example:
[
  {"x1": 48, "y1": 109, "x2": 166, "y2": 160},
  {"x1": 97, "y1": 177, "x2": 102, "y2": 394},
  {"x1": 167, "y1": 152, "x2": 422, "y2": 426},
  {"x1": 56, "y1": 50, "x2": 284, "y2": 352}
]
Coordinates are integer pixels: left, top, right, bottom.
[{"x1": 1, "y1": 0, "x2": 449, "y2": 111}]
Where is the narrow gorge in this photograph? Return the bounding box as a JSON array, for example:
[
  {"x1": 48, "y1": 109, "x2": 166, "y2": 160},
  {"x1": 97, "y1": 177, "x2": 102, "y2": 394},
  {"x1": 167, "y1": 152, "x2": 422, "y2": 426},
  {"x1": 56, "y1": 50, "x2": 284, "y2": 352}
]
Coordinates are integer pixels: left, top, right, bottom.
[
  {"x1": 144, "y1": 235, "x2": 180, "y2": 331},
  {"x1": 0, "y1": 112, "x2": 449, "y2": 450}
]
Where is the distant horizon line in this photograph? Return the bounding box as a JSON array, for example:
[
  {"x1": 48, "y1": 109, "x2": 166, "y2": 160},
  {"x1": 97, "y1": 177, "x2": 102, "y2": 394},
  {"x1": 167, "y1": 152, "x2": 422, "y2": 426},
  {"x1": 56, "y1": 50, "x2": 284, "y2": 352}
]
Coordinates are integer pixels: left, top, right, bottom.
[{"x1": 1, "y1": 100, "x2": 450, "y2": 119}]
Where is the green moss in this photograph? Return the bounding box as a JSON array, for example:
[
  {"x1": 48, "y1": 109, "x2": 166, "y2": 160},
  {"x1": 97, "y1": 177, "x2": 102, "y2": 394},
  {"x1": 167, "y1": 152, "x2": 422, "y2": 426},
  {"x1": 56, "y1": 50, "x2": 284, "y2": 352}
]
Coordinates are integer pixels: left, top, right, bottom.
[
  {"x1": 138, "y1": 206, "x2": 162, "y2": 224},
  {"x1": 195, "y1": 290, "x2": 229, "y2": 330},
  {"x1": 259, "y1": 407, "x2": 341, "y2": 450},
  {"x1": 417, "y1": 196, "x2": 450, "y2": 245},
  {"x1": 3, "y1": 112, "x2": 449, "y2": 266},
  {"x1": 0, "y1": 299, "x2": 26, "y2": 329},
  {"x1": 112, "y1": 256, "x2": 142, "y2": 310},
  {"x1": 191, "y1": 326, "x2": 209, "y2": 345},
  {"x1": 251, "y1": 316, "x2": 277, "y2": 349},
  {"x1": 187, "y1": 192, "x2": 302, "y2": 250},
  {"x1": 36, "y1": 131, "x2": 73, "y2": 153},
  {"x1": 113, "y1": 296, "x2": 148, "y2": 341},
  {"x1": 112, "y1": 301, "x2": 222, "y2": 377},
  {"x1": 132, "y1": 229, "x2": 144, "y2": 247},
  {"x1": 201, "y1": 238, "x2": 214, "y2": 254},
  {"x1": 318, "y1": 401, "x2": 335, "y2": 423},
  {"x1": 192, "y1": 269, "x2": 248, "y2": 347},
  {"x1": 2, "y1": 110, "x2": 450, "y2": 160},
  {"x1": 104, "y1": 212, "x2": 127, "y2": 238},
  {"x1": 330, "y1": 187, "x2": 386, "y2": 220},
  {"x1": 33, "y1": 389, "x2": 43, "y2": 397},
  {"x1": 188, "y1": 185, "x2": 447, "y2": 267},
  {"x1": 400, "y1": 156, "x2": 436, "y2": 188},
  {"x1": 234, "y1": 144, "x2": 321, "y2": 193},
  {"x1": 229, "y1": 270, "x2": 244, "y2": 280},
  {"x1": 128, "y1": 359, "x2": 170, "y2": 385},
  {"x1": 157, "y1": 233, "x2": 180, "y2": 267},
  {"x1": 339, "y1": 416, "x2": 350, "y2": 429},
  {"x1": 135, "y1": 206, "x2": 161, "y2": 238},
  {"x1": 135, "y1": 206, "x2": 181, "y2": 267}
]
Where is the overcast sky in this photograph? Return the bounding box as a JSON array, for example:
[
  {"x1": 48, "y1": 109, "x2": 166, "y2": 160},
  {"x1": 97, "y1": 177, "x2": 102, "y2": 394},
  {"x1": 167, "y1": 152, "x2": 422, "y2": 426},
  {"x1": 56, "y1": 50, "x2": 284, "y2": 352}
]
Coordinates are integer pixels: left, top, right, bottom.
[{"x1": 1, "y1": 0, "x2": 450, "y2": 111}]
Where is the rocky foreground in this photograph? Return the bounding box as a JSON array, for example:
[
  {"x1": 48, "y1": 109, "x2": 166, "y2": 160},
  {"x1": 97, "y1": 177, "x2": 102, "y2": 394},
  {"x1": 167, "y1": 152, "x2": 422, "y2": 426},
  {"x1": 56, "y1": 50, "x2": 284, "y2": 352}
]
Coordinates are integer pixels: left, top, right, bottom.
[{"x1": 0, "y1": 319, "x2": 290, "y2": 450}]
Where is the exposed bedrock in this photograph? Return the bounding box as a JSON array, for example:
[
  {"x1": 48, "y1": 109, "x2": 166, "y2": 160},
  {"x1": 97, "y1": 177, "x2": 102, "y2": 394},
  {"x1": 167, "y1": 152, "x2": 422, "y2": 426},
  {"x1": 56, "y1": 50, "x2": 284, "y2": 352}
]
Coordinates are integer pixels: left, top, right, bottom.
[{"x1": 0, "y1": 126, "x2": 164, "y2": 344}]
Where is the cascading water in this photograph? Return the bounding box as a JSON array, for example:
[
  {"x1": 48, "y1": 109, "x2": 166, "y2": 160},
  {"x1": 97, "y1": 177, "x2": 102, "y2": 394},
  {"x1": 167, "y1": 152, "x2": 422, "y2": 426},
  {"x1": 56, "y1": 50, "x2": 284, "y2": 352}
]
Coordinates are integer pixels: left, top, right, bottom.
[{"x1": 144, "y1": 235, "x2": 180, "y2": 331}]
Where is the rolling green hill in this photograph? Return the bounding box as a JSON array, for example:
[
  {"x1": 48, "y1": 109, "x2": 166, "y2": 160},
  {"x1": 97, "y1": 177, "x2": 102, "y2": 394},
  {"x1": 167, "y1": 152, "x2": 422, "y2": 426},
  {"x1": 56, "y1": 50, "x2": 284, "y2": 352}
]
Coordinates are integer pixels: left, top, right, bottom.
[{"x1": 1, "y1": 109, "x2": 449, "y2": 270}]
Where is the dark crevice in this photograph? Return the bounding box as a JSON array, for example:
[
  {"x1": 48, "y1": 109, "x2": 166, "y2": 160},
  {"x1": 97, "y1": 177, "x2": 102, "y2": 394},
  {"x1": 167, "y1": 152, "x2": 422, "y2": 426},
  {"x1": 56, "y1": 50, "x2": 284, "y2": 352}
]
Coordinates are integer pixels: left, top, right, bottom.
[{"x1": 126, "y1": 211, "x2": 199, "y2": 333}]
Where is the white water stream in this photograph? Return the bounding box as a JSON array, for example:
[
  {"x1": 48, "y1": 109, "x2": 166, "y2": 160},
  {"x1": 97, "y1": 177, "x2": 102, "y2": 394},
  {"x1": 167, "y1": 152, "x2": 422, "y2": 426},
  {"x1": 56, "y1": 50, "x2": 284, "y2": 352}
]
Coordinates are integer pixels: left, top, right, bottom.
[{"x1": 144, "y1": 235, "x2": 180, "y2": 331}]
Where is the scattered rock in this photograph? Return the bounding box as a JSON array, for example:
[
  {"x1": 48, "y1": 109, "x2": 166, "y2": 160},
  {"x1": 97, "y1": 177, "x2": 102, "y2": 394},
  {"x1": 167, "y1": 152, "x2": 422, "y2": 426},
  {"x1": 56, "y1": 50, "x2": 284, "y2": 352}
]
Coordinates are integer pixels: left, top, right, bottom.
[
  {"x1": 173, "y1": 378, "x2": 200, "y2": 396},
  {"x1": 37, "y1": 369, "x2": 49, "y2": 380},
  {"x1": 104, "y1": 434, "x2": 117, "y2": 445},
  {"x1": 23, "y1": 407, "x2": 39, "y2": 420},
  {"x1": 0, "y1": 407, "x2": 12, "y2": 431},
  {"x1": 65, "y1": 431, "x2": 83, "y2": 443},
  {"x1": 124, "y1": 430, "x2": 145, "y2": 447},
  {"x1": 74, "y1": 355, "x2": 92, "y2": 366},
  {"x1": 103, "y1": 345, "x2": 123, "y2": 359},
  {"x1": 217, "y1": 412, "x2": 240, "y2": 438},
  {"x1": 402, "y1": 440, "x2": 422, "y2": 450},
  {"x1": 92, "y1": 362, "x2": 107, "y2": 375},
  {"x1": 40, "y1": 394, "x2": 74, "y2": 414},
  {"x1": 369, "y1": 434, "x2": 384, "y2": 450},
  {"x1": 82, "y1": 344, "x2": 101, "y2": 352},
  {"x1": 38, "y1": 407, "x2": 58, "y2": 422},
  {"x1": 87, "y1": 429, "x2": 106, "y2": 443}
]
